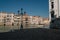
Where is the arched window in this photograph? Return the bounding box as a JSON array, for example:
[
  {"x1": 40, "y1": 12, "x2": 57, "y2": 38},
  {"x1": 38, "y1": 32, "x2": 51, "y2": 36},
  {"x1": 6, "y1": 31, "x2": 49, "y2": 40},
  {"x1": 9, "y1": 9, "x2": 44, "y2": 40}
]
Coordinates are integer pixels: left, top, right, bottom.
[{"x1": 51, "y1": 2, "x2": 54, "y2": 9}]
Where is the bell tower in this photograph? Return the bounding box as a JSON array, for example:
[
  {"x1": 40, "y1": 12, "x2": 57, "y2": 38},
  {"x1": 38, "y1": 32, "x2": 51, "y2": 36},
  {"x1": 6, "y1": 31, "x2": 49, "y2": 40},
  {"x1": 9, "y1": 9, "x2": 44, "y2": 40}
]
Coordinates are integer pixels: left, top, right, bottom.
[{"x1": 49, "y1": 0, "x2": 59, "y2": 22}]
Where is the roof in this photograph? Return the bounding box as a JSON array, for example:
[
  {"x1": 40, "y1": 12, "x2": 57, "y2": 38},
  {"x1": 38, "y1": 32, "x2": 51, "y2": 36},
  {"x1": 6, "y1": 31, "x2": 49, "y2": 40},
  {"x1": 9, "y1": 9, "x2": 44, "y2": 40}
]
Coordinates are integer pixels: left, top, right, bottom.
[{"x1": 0, "y1": 12, "x2": 14, "y2": 14}]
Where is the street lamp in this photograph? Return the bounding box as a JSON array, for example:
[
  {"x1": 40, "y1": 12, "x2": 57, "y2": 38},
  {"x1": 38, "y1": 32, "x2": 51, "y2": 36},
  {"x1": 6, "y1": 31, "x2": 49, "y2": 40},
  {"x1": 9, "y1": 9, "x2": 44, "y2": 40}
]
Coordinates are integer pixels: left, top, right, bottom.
[{"x1": 20, "y1": 8, "x2": 23, "y2": 29}]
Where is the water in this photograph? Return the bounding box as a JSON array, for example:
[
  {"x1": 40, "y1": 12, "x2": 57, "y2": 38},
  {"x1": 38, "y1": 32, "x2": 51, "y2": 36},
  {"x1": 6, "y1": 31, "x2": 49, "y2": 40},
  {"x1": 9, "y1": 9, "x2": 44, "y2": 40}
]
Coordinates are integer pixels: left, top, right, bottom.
[{"x1": 0, "y1": 25, "x2": 49, "y2": 32}]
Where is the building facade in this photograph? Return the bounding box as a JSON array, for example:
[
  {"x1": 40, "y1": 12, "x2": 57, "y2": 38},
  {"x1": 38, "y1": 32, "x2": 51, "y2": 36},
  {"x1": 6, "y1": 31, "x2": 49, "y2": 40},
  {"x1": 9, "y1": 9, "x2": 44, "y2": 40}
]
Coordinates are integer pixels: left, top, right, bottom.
[
  {"x1": 0, "y1": 12, "x2": 14, "y2": 26},
  {"x1": 43, "y1": 18, "x2": 49, "y2": 25},
  {"x1": 49, "y1": 0, "x2": 60, "y2": 22},
  {"x1": 0, "y1": 12, "x2": 49, "y2": 27},
  {"x1": 13, "y1": 14, "x2": 21, "y2": 26},
  {"x1": 49, "y1": 0, "x2": 60, "y2": 29}
]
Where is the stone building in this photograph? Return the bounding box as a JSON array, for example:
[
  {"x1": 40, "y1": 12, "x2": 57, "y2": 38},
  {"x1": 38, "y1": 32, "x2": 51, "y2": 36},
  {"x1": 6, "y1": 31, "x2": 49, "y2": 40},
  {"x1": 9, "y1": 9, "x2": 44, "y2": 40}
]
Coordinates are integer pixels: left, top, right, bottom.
[
  {"x1": 13, "y1": 14, "x2": 21, "y2": 26},
  {"x1": 49, "y1": 0, "x2": 60, "y2": 22},
  {"x1": 0, "y1": 12, "x2": 14, "y2": 26},
  {"x1": 49, "y1": 0, "x2": 60, "y2": 29},
  {"x1": 0, "y1": 11, "x2": 49, "y2": 28}
]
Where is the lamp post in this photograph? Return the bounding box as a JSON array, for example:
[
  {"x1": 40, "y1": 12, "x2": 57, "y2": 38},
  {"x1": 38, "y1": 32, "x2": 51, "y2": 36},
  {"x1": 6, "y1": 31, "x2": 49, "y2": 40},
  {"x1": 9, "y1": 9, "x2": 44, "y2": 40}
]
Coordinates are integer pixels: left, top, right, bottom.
[{"x1": 20, "y1": 8, "x2": 23, "y2": 29}]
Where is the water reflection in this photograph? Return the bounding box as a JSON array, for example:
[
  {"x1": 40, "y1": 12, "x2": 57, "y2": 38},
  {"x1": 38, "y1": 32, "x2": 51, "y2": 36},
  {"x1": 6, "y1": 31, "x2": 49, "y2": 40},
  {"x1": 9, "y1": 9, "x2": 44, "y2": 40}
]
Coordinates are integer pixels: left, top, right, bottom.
[{"x1": 0, "y1": 24, "x2": 49, "y2": 32}]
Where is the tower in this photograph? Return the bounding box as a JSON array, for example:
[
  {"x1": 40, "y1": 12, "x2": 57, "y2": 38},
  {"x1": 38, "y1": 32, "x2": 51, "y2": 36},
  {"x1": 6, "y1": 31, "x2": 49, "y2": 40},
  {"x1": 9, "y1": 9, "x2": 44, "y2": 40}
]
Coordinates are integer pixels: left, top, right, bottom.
[
  {"x1": 49, "y1": 0, "x2": 60, "y2": 22},
  {"x1": 49, "y1": 0, "x2": 60, "y2": 29}
]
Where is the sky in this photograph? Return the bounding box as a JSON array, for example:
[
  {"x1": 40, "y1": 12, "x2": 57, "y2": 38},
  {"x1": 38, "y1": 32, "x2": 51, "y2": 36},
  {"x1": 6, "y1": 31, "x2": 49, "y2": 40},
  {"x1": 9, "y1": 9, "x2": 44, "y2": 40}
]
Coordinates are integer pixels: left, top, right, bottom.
[{"x1": 0, "y1": 0, "x2": 49, "y2": 18}]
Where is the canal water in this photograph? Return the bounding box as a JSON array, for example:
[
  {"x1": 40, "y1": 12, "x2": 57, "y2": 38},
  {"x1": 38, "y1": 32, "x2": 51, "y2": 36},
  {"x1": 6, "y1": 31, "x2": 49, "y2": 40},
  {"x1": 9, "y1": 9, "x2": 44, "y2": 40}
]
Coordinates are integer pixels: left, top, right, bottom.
[{"x1": 0, "y1": 25, "x2": 50, "y2": 32}]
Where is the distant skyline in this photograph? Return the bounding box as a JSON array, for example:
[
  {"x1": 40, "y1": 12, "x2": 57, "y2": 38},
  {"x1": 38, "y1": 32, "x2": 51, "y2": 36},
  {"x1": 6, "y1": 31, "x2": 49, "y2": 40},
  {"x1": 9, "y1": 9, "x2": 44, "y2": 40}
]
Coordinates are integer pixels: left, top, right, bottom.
[{"x1": 0, "y1": 0, "x2": 49, "y2": 18}]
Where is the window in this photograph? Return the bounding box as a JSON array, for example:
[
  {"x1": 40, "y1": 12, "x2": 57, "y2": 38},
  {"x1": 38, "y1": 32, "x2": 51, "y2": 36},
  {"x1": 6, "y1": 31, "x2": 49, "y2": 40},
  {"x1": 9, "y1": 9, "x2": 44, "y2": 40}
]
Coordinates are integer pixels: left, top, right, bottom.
[
  {"x1": 7, "y1": 18, "x2": 11, "y2": 20},
  {"x1": 7, "y1": 15, "x2": 10, "y2": 17},
  {"x1": 7, "y1": 15, "x2": 11, "y2": 17},
  {"x1": 51, "y1": 2, "x2": 54, "y2": 9}
]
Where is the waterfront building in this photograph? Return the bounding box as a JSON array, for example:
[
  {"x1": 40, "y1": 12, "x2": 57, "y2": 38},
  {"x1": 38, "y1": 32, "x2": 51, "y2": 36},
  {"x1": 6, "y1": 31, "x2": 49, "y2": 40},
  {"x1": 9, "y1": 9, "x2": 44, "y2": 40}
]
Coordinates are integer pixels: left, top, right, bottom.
[
  {"x1": 0, "y1": 12, "x2": 14, "y2": 26},
  {"x1": 31, "y1": 16, "x2": 39, "y2": 25},
  {"x1": 43, "y1": 18, "x2": 49, "y2": 25},
  {"x1": 0, "y1": 12, "x2": 7, "y2": 25},
  {"x1": 13, "y1": 14, "x2": 21, "y2": 26},
  {"x1": 38, "y1": 16, "x2": 43, "y2": 25},
  {"x1": 22, "y1": 12, "x2": 31, "y2": 28},
  {"x1": 6, "y1": 13, "x2": 14, "y2": 26},
  {"x1": 0, "y1": 11, "x2": 49, "y2": 27}
]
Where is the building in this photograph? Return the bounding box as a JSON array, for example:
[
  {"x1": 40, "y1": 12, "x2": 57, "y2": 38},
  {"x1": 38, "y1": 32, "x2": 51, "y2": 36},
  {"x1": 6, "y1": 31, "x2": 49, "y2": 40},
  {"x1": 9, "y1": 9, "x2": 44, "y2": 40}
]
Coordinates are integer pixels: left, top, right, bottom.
[
  {"x1": 49, "y1": 0, "x2": 60, "y2": 29},
  {"x1": 22, "y1": 12, "x2": 31, "y2": 28},
  {"x1": 43, "y1": 18, "x2": 49, "y2": 25},
  {"x1": 6, "y1": 13, "x2": 14, "y2": 26},
  {"x1": 0, "y1": 12, "x2": 14, "y2": 26},
  {"x1": 0, "y1": 12, "x2": 49, "y2": 26},
  {"x1": 0, "y1": 11, "x2": 49, "y2": 29},
  {"x1": 0, "y1": 12, "x2": 6, "y2": 25},
  {"x1": 31, "y1": 16, "x2": 39, "y2": 25},
  {"x1": 13, "y1": 14, "x2": 21, "y2": 26},
  {"x1": 38, "y1": 16, "x2": 43, "y2": 24},
  {"x1": 49, "y1": 0, "x2": 60, "y2": 22}
]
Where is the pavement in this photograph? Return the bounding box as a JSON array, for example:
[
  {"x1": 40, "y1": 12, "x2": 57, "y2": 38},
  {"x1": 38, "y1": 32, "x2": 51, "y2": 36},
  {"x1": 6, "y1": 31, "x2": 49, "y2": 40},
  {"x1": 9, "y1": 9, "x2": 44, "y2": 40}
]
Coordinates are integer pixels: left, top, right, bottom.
[{"x1": 0, "y1": 28, "x2": 60, "y2": 40}]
